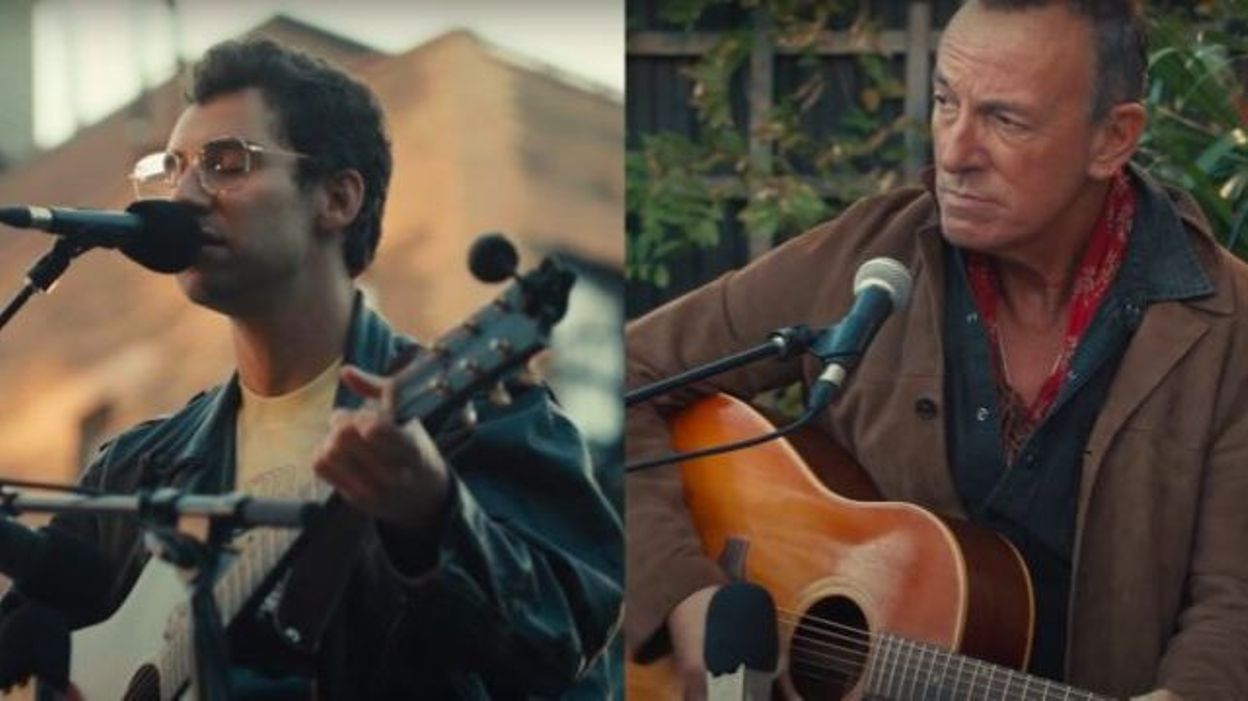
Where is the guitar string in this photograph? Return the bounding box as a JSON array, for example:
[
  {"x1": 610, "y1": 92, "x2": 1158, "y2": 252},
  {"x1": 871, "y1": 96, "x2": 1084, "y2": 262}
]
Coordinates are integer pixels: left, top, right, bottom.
[
  {"x1": 768, "y1": 609, "x2": 1097, "y2": 700},
  {"x1": 778, "y1": 631, "x2": 1088, "y2": 701},
  {"x1": 775, "y1": 610, "x2": 1054, "y2": 700},
  {"x1": 784, "y1": 639, "x2": 1094, "y2": 700},
  {"x1": 769, "y1": 635, "x2": 1089, "y2": 701},
  {"x1": 780, "y1": 633, "x2": 1006, "y2": 700},
  {"x1": 786, "y1": 648, "x2": 869, "y2": 681},
  {"x1": 783, "y1": 649, "x2": 1048, "y2": 701}
]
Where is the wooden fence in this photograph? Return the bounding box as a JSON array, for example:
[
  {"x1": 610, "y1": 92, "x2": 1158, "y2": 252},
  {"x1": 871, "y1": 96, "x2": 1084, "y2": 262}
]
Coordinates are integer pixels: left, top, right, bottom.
[{"x1": 627, "y1": 0, "x2": 957, "y2": 316}]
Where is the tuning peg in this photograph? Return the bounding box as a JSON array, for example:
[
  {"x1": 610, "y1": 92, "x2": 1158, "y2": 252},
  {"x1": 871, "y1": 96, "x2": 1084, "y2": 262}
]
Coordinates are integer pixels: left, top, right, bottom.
[
  {"x1": 460, "y1": 402, "x2": 478, "y2": 429},
  {"x1": 488, "y1": 382, "x2": 512, "y2": 407}
]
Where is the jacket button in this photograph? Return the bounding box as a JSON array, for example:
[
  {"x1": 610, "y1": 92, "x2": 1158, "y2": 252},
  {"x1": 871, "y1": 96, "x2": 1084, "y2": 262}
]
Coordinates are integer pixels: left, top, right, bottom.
[{"x1": 914, "y1": 397, "x2": 939, "y2": 420}]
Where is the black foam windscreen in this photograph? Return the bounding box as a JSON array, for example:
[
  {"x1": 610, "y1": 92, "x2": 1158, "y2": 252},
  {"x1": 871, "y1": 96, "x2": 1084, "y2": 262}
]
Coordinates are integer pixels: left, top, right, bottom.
[
  {"x1": 122, "y1": 200, "x2": 205, "y2": 273},
  {"x1": 468, "y1": 232, "x2": 519, "y2": 283},
  {"x1": 703, "y1": 582, "x2": 780, "y2": 675}
]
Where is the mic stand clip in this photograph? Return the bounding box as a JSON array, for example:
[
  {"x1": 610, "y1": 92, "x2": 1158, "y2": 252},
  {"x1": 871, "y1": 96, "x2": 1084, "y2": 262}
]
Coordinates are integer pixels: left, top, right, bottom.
[{"x1": 803, "y1": 323, "x2": 865, "y2": 414}]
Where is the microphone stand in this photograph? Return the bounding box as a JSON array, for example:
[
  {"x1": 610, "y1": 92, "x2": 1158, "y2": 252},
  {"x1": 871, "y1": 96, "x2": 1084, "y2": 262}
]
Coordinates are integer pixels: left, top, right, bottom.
[
  {"x1": 0, "y1": 222, "x2": 140, "y2": 334},
  {"x1": 1, "y1": 487, "x2": 321, "y2": 701},
  {"x1": 625, "y1": 323, "x2": 864, "y2": 473},
  {"x1": 625, "y1": 326, "x2": 815, "y2": 407},
  {"x1": 0, "y1": 238, "x2": 86, "y2": 333},
  {"x1": 146, "y1": 511, "x2": 233, "y2": 701}
]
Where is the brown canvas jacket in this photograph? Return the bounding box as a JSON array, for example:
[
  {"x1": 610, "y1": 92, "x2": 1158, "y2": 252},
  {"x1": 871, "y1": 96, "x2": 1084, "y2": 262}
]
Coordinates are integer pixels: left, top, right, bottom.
[{"x1": 625, "y1": 172, "x2": 1248, "y2": 699}]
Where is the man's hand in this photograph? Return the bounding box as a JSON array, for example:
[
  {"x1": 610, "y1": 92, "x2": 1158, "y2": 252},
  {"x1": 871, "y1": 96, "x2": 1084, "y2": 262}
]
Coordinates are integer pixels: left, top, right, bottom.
[
  {"x1": 313, "y1": 365, "x2": 451, "y2": 536},
  {"x1": 670, "y1": 584, "x2": 800, "y2": 700},
  {"x1": 668, "y1": 585, "x2": 721, "y2": 700}
]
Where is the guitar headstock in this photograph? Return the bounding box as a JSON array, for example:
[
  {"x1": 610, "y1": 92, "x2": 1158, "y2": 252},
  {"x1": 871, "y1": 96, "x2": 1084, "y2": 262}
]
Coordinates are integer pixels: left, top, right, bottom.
[{"x1": 383, "y1": 255, "x2": 574, "y2": 427}]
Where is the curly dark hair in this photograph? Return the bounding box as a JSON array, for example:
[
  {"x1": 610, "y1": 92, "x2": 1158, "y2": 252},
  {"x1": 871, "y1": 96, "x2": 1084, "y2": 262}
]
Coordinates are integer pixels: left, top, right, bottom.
[
  {"x1": 971, "y1": 0, "x2": 1148, "y2": 121},
  {"x1": 189, "y1": 38, "x2": 392, "y2": 276}
]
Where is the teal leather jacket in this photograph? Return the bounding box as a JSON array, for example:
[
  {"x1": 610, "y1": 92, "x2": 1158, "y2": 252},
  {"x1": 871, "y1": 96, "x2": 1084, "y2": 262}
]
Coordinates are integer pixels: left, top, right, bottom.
[{"x1": 9, "y1": 295, "x2": 622, "y2": 698}]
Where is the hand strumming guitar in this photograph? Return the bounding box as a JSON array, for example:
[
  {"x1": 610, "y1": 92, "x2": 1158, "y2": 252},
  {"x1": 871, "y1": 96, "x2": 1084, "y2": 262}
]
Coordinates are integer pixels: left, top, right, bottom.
[{"x1": 668, "y1": 585, "x2": 721, "y2": 700}]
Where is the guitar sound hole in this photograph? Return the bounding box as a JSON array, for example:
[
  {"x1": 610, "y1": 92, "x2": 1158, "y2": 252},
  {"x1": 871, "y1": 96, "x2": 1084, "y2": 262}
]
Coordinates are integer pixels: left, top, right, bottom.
[
  {"x1": 790, "y1": 595, "x2": 869, "y2": 699},
  {"x1": 123, "y1": 663, "x2": 161, "y2": 701}
]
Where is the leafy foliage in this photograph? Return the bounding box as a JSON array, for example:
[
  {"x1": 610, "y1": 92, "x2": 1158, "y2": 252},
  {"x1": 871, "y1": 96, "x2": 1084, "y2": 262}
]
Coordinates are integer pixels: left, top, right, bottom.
[
  {"x1": 627, "y1": 1, "x2": 920, "y2": 287},
  {"x1": 629, "y1": 1, "x2": 1248, "y2": 286},
  {"x1": 1135, "y1": 1, "x2": 1248, "y2": 253},
  {"x1": 626, "y1": 134, "x2": 730, "y2": 288}
]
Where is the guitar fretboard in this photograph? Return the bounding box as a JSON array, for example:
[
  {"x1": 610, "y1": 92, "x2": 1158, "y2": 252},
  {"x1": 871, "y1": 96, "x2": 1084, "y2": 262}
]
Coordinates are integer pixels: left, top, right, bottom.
[{"x1": 862, "y1": 633, "x2": 1110, "y2": 701}]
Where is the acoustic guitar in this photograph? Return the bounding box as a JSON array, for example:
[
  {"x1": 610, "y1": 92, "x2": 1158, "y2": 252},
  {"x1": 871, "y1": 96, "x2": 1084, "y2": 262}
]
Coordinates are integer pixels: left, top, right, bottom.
[
  {"x1": 4, "y1": 256, "x2": 574, "y2": 700},
  {"x1": 627, "y1": 393, "x2": 1110, "y2": 700}
]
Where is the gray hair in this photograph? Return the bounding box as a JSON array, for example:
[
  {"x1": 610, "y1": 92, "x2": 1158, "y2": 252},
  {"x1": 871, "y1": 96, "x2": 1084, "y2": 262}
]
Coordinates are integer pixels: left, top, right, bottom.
[{"x1": 970, "y1": 0, "x2": 1148, "y2": 121}]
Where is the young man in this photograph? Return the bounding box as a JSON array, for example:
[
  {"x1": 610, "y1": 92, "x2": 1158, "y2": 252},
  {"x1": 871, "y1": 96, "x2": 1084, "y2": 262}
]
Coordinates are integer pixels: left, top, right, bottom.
[
  {"x1": 2, "y1": 39, "x2": 621, "y2": 697},
  {"x1": 627, "y1": 1, "x2": 1248, "y2": 699}
]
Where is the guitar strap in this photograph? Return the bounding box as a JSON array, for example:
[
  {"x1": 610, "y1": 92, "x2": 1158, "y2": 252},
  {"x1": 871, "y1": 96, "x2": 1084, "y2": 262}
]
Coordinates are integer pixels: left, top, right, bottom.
[
  {"x1": 262, "y1": 349, "x2": 423, "y2": 654},
  {"x1": 264, "y1": 405, "x2": 477, "y2": 656},
  {"x1": 269, "y1": 495, "x2": 370, "y2": 655},
  {"x1": 234, "y1": 350, "x2": 480, "y2": 658}
]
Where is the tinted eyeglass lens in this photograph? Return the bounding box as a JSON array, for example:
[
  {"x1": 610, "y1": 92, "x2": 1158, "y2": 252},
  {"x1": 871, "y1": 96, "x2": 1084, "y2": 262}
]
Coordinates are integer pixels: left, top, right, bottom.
[
  {"x1": 200, "y1": 138, "x2": 251, "y2": 191},
  {"x1": 132, "y1": 152, "x2": 182, "y2": 199},
  {"x1": 131, "y1": 137, "x2": 286, "y2": 200}
]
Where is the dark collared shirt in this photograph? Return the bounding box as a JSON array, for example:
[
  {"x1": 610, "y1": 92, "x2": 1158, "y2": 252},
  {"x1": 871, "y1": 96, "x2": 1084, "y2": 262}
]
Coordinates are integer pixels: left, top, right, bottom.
[{"x1": 942, "y1": 169, "x2": 1213, "y2": 680}]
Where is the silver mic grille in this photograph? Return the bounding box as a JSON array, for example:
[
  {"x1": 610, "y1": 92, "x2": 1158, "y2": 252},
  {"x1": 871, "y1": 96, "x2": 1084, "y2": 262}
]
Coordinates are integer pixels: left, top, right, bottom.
[{"x1": 852, "y1": 257, "x2": 913, "y2": 311}]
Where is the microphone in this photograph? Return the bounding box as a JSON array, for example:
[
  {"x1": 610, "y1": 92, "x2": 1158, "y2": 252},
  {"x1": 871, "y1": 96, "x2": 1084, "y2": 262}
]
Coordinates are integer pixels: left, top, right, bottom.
[
  {"x1": 0, "y1": 518, "x2": 115, "y2": 626},
  {"x1": 807, "y1": 257, "x2": 913, "y2": 412},
  {"x1": 0, "y1": 200, "x2": 204, "y2": 273},
  {"x1": 468, "y1": 232, "x2": 519, "y2": 283},
  {"x1": 704, "y1": 583, "x2": 779, "y2": 701}
]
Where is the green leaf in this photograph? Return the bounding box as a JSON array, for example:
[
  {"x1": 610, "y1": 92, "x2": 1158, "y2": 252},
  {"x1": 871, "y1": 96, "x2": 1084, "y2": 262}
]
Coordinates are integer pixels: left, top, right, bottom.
[
  {"x1": 653, "y1": 264, "x2": 670, "y2": 289},
  {"x1": 1196, "y1": 132, "x2": 1240, "y2": 173},
  {"x1": 657, "y1": 0, "x2": 726, "y2": 27}
]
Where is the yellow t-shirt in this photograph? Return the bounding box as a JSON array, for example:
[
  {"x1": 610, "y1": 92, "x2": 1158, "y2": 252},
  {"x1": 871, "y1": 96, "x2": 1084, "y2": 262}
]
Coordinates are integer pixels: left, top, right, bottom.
[{"x1": 234, "y1": 359, "x2": 342, "y2": 497}]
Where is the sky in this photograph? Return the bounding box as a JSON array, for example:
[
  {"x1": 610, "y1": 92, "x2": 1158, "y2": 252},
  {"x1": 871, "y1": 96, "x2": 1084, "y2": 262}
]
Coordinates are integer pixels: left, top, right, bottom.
[{"x1": 33, "y1": 0, "x2": 624, "y2": 148}]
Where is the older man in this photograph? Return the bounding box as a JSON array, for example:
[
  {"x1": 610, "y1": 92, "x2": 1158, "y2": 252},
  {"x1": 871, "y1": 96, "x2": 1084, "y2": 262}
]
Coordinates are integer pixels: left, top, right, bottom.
[{"x1": 626, "y1": 1, "x2": 1248, "y2": 699}]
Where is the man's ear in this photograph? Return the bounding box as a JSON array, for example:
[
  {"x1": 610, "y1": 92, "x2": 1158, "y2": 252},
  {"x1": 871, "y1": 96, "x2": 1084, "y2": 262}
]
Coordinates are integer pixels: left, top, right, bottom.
[
  {"x1": 1088, "y1": 101, "x2": 1147, "y2": 179},
  {"x1": 316, "y1": 169, "x2": 365, "y2": 237}
]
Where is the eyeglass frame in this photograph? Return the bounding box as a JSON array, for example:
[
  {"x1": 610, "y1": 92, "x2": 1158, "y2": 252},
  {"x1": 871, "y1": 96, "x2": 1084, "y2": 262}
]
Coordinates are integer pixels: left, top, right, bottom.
[{"x1": 129, "y1": 135, "x2": 310, "y2": 199}]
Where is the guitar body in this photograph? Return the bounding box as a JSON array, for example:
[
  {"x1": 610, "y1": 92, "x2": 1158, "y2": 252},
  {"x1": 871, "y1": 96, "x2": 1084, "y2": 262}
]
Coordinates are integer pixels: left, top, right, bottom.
[
  {"x1": 628, "y1": 395, "x2": 1035, "y2": 699},
  {"x1": 68, "y1": 555, "x2": 198, "y2": 699},
  {"x1": 0, "y1": 557, "x2": 194, "y2": 701}
]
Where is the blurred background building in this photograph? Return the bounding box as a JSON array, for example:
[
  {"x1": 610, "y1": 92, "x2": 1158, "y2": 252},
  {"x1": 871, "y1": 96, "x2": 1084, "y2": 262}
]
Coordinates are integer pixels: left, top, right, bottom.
[{"x1": 0, "y1": 3, "x2": 624, "y2": 504}]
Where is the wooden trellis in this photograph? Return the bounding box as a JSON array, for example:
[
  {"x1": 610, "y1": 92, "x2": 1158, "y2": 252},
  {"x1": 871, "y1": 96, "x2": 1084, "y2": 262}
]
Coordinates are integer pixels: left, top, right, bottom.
[{"x1": 627, "y1": 1, "x2": 953, "y2": 314}]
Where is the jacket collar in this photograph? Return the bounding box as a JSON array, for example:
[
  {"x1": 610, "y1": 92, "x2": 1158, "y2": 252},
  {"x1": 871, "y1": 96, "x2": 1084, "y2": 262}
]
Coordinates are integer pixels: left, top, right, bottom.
[
  {"x1": 916, "y1": 165, "x2": 1222, "y2": 311},
  {"x1": 165, "y1": 291, "x2": 410, "y2": 476},
  {"x1": 1121, "y1": 165, "x2": 1214, "y2": 305}
]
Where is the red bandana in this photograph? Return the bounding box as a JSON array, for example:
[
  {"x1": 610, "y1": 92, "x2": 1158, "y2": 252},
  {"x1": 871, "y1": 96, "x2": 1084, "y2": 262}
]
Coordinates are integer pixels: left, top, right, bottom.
[{"x1": 965, "y1": 170, "x2": 1136, "y2": 463}]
